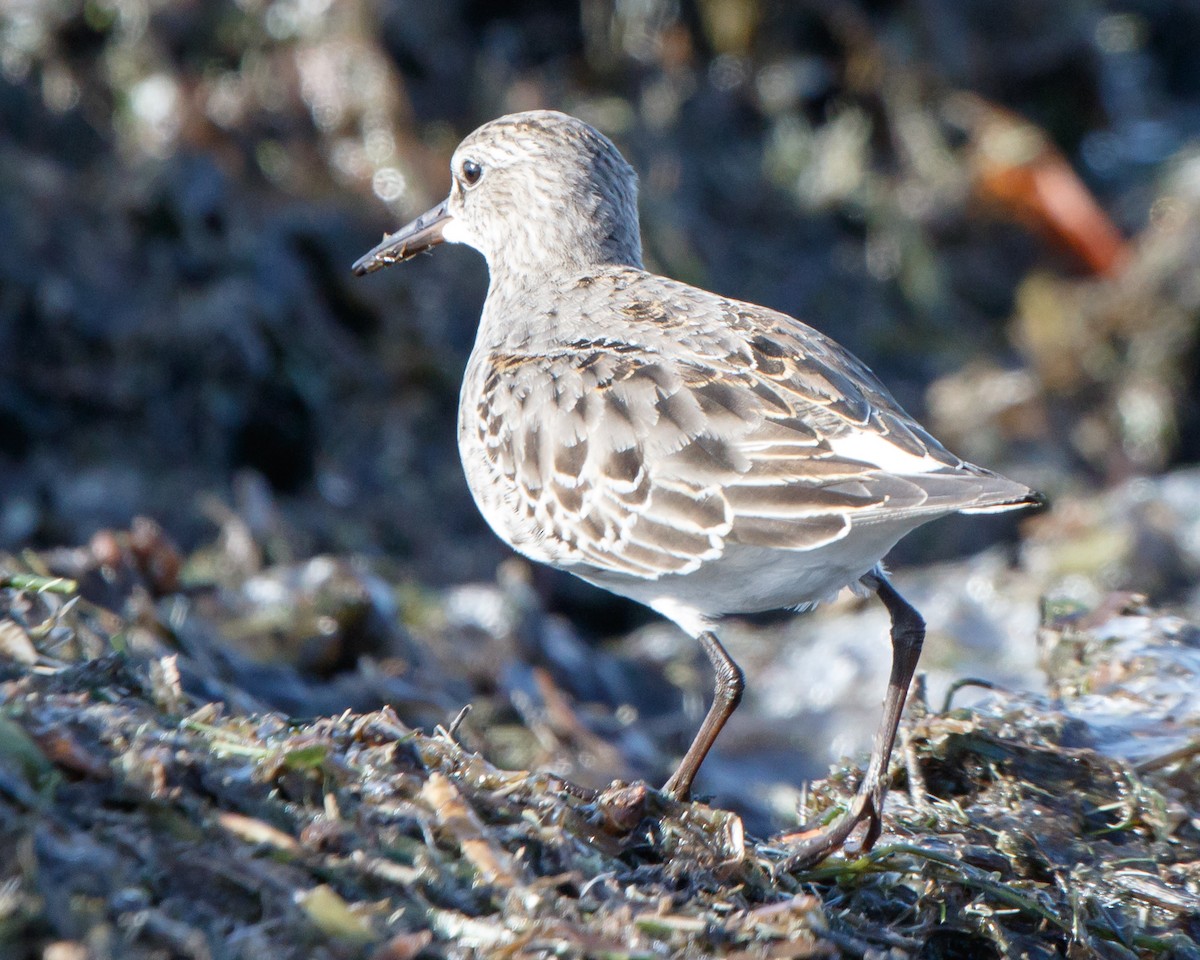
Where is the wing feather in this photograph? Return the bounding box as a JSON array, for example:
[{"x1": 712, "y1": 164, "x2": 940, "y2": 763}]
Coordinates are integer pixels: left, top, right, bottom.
[{"x1": 465, "y1": 285, "x2": 1035, "y2": 581}]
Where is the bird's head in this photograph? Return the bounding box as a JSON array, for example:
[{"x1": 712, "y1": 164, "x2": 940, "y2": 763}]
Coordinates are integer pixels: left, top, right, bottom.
[{"x1": 353, "y1": 110, "x2": 643, "y2": 280}]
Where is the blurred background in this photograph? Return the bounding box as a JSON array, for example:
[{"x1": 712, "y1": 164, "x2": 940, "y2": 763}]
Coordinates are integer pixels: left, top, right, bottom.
[{"x1": 3, "y1": 0, "x2": 1200, "y2": 826}]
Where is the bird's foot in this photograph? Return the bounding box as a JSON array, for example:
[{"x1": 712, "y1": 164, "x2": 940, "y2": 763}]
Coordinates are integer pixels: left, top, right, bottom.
[
  {"x1": 777, "y1": 779, "x2": 887, "y2": 871},
  {"x1": 660, "y1": 770, "x2": 691, "y2": 803}
]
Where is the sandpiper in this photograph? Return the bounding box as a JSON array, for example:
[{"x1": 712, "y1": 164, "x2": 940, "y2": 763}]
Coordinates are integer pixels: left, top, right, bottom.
[{"x1": 353, "y1": 110, "x2": 1041, "y2": 865}]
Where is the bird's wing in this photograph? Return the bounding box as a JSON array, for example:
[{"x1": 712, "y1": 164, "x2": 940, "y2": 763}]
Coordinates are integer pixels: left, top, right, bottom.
[{"x1": 470, "y1": 318, "x2": 1033, "y2": 581}]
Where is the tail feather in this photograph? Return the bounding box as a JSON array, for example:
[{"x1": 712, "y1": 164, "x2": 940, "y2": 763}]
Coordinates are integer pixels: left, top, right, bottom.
[{"x1": 959, "y1": 488, "x2": 1046, "y2": 515}]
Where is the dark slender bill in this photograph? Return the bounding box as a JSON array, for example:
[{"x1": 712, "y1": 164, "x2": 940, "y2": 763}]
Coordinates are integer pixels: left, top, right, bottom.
[{"x1": 352, "y1": 199, "x2": 452, "y2": 275}]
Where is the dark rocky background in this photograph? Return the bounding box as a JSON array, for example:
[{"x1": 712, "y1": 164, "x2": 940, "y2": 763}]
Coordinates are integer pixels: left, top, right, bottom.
[
  {"x1": 4, "y1": 2, "x2": 1200, "y2": 956},
  {"x1": 7, "y1": 0, "x2": 1200, "y2": 786},
  {"x1": 5, "y1": 0, "x2": 1200, "y2": 793},
  {"x1": 3, "y1": 0, "x2": 1199, "y2": 594}
]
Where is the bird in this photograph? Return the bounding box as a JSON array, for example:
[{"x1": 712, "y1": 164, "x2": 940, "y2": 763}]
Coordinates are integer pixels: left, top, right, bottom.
[{"x1": 353, "y1": 110, "x2": 1041, "y2": 866}]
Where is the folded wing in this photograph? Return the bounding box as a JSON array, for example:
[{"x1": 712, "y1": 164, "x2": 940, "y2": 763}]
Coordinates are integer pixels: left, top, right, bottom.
[{"x1": 471, "y1": 317, "x2": 1036, "y2": 581}]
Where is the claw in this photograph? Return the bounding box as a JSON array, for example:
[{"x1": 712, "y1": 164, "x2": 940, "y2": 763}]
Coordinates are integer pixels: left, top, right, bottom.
[{"x1": 777, "y1": 782, "x2": 887, "y2": 871}]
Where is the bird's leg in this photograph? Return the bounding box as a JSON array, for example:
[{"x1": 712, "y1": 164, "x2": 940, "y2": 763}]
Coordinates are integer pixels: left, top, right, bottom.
[
  {"x1": 853, "y1": 574, "x2": 925, "y2": 846},
  {"x1": 782, "y1": 571, "x2": 925, "y2": 869},
  {"x1": 661, "y1": 631, "x2": 744, "y2": 801}
]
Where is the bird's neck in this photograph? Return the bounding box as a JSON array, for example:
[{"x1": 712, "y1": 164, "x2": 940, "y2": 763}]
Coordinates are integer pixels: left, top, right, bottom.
[
  {"x1": 485, "y1": 246, "x2": 642, "y2": 283},
  {"x1": 476, "y1": 262, "x2": 641, "y2": 352},
  {"x1": 478, "y1": 208, "x2": 644, "y2": 286},
  {"x1": 477, "y1": 270, "x2": 560, "y2": 350}
]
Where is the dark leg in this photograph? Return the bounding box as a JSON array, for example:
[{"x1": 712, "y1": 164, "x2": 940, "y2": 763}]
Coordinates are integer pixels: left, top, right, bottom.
[
  {"x1": 782, "y1": 571, "x2": 925, "y2": 868},
  {"x1": 662, "y1": 631, "x2": 745, "y2": 800}
]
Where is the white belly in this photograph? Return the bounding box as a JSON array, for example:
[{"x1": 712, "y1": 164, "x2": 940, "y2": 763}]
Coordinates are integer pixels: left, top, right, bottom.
[{"x1": 572, "y1": 521, "x2": 913, "y2": 636}]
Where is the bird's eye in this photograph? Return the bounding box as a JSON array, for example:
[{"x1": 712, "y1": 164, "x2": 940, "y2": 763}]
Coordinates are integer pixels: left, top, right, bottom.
[{"x1": 461, "y1": 159, "x2": 483, "y2": 186}]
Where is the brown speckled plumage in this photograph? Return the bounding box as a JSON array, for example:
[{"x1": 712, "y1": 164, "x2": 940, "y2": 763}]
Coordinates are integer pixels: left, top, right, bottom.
[{"x1": 459, "y1": 265, "x2": 1030, "y2": 597}]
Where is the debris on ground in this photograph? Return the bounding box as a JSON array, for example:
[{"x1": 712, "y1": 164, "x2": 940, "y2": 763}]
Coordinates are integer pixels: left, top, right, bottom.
[{"x1": 2, "y1": 550, "x2": 1198, "y2": 959}]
